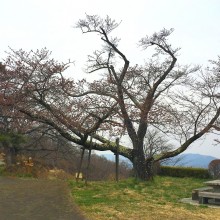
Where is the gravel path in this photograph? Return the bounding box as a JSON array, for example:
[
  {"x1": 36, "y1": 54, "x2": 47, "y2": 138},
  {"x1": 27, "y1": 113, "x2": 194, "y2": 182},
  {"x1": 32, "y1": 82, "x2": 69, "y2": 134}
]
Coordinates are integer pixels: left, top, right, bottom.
[{"x1": 0, "y1": 176, "x2": 87, "y2": 220}]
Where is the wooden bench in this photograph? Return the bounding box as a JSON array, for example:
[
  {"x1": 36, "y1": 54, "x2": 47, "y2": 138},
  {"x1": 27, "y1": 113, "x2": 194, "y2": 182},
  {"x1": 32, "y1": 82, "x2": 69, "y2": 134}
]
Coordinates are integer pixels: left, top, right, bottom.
[
  {"x1": 199, "y1": 191, "x2": 220, "y2": 204},
  {"x1": 192, "y1": 187, "x2": 213, "y2": 201}
]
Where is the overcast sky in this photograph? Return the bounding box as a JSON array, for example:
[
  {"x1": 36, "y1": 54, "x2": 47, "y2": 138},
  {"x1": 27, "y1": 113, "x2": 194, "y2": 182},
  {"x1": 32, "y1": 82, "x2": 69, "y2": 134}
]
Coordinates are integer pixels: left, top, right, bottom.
[{"x1": 1, "y1": 0, "x2": 220, "y2": 157}]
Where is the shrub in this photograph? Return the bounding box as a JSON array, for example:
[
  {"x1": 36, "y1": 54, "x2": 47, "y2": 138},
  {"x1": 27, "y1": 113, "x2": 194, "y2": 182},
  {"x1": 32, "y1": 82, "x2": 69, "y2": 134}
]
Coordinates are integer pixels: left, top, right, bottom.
[
  {"x1": 0, "y1": 165, "x2": 5, "y2": 175},
  {"x1": 159, "y1": 166, "x2": 210, "y2": 179},
  {"x1": 208, "y1": 159, "x2": 220, "y2": 179}
]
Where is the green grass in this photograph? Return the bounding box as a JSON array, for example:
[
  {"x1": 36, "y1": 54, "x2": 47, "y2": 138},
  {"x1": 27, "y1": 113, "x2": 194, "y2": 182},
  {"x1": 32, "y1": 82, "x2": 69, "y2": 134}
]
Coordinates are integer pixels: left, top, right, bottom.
[
  {"x1": 69, "y1": 176, "x2": 204, "y2": 205},
  {"x1": 69, "y1": 176, "x2": 219, "y2": 220}
]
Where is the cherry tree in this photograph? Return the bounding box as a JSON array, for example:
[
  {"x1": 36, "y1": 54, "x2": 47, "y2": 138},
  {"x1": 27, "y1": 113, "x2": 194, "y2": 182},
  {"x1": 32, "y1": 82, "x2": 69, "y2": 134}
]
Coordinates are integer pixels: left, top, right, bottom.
[{"x1": 1, "y1": 15, "x2": 220, "y2": 180}]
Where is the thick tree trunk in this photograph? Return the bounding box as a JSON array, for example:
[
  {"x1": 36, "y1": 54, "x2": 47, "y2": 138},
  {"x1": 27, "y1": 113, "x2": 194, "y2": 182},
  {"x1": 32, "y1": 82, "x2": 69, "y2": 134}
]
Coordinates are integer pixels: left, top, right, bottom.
[
  {"x1": 133, "y1": 156, "x2": 155, "y2": 180},
  {"x1": 132, "y1": 141, "x2": 156, "y2": 181},
  {"x1": 132, "y1": 145, "x2": 155, "y2": 180}
]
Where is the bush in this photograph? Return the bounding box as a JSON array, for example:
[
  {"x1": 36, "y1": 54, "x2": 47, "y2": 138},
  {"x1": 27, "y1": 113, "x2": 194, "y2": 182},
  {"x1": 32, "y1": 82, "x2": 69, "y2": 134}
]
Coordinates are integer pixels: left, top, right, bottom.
[
  {"x1": 208, "y1": 159, "x2": 220, "y2": 179},
  {"x1": 159, "y1": 166, "x2": 210, "y2": 179},
  {"x1": 0, "y1": 165, "x2": 5, "y2": 175}
]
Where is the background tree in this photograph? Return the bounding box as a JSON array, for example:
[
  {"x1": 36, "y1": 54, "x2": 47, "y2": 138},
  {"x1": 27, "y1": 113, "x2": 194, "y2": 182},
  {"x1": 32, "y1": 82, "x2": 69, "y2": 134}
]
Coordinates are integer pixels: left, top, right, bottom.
[
  {"x1": 1, "y1": 15, "x2": 220, "y2": 180},
  {"x1": 144, "y1": 129, "x2": 173, "y2": 158},
  {"x1": 0, "y1": 79, "x2": 27, "y2": 165}
]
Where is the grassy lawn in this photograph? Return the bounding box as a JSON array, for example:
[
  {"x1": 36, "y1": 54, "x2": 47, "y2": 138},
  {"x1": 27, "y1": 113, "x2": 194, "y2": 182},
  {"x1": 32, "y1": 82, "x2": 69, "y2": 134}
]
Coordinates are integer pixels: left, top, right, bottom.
[{"x1": 69, "y1": 176, "x2": 220, "y2": 220}]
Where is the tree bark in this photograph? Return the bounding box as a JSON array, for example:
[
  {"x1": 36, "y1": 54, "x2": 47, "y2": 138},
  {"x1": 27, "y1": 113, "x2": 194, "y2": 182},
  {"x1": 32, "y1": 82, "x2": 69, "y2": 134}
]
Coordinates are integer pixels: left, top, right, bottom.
[
  {"x1": 132, "y1": 140, "x2": 156, "y2": 180},
  {"x1": 132, "y1": 145, "x2": 148, "y2": 180}
]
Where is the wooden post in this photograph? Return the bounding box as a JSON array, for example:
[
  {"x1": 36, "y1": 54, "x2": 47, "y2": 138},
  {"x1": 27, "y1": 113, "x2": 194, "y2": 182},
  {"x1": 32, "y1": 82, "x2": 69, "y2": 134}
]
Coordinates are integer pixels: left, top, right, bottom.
[
  {"x1": 85, "y1": 136, "x2": 93, "y2": 185},
  {"x1": 76, "y1": 147, "x2": 85, "y2": 182},
  {"x1": 115, "y1": 138, "x2": 119, "y2": 182}
]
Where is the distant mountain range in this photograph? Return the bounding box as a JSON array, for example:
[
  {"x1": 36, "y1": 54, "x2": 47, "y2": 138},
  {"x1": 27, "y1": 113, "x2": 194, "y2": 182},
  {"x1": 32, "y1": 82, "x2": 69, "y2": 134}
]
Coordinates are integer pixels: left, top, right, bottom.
[
  {"x1": 162, "y1": 153, "x2": 218, "y2": 168},
  {"x1": 101, "y1": 153, "x2": 218, "y2": 169},
  {"x1": 100, "y1": 154, "x2": 133, "y2": 167}
]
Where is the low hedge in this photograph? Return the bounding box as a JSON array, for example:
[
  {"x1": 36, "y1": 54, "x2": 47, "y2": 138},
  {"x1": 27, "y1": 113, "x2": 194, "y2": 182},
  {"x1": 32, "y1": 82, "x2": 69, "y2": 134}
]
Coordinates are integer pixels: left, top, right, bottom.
[{"x1": 159, "y1": 166, "x2": 210, "y2": 179}]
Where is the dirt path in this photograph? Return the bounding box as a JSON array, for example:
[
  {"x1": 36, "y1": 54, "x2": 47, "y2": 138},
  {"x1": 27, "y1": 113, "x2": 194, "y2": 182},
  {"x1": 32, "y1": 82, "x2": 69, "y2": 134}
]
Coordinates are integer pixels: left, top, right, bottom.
[{"x1": 0, "y1": 176, "x2": 88, "y2": 220}]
